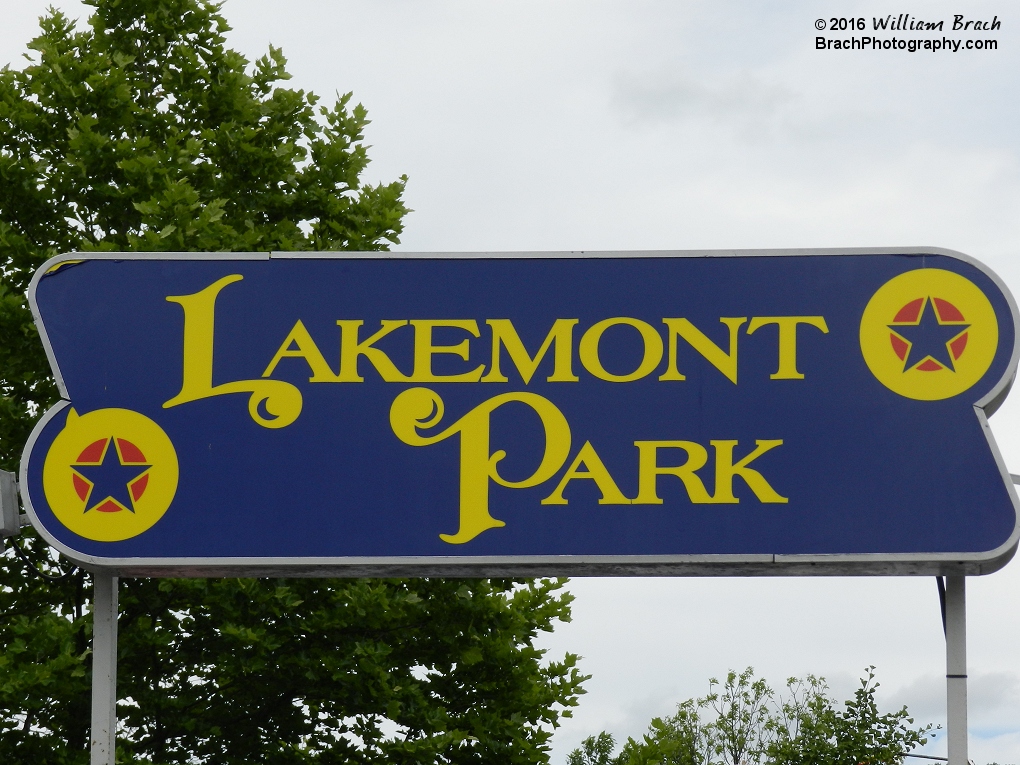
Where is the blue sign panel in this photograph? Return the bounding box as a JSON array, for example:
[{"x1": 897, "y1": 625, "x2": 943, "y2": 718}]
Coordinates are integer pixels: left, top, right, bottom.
[{"x1": 19, "y1": 249, "x2": 1020, "y2": 575}]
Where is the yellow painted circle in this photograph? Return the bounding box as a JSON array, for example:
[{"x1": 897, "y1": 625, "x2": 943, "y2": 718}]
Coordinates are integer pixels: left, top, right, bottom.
[
  {"x1": 43, "y1": 408, "x2": 178, "y2": 541},
  {"x1": 860, "y1": 269, "x2": 998, "y2": 400}
]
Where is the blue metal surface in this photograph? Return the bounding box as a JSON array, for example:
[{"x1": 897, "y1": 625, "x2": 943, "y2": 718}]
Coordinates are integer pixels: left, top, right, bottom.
[{"x1": 18, "y1": 251, "x2": 1020, "y2": 572}]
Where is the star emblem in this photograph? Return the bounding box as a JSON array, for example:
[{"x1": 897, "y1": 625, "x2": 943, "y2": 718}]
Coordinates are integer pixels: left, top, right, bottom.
[
  {"x1": 889, "y1": 297, "x2": 969, "y2": 372},
  {"x1": 72, "y1": 438, "x2": 150, "y2": 513}
]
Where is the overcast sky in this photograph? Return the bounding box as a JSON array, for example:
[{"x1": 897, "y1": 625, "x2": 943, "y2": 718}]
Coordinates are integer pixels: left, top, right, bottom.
[{"x1": 3, "y1": 1, "x2": 1020, "y2": 762}]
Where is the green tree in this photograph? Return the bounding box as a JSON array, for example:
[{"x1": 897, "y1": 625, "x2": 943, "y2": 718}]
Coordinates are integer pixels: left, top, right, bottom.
[
  {"x1": 707, "y1": 668, "x2": 773, "y2": 765},
  {"x1": 567, "y1": 668, "x2": 934, "y2": 765},
  {"x1": 616, "y1": 699, "x2": 715, "y2": 765},
  {"x1": 767, "y1": 669, "x2": 935, "y2": 765},
  {"x1": 568, "y1": 733, "x2": 619, "y2": 765},
  {"x1": 0, "y1": 1, "x2": 586, "y2": 762}
]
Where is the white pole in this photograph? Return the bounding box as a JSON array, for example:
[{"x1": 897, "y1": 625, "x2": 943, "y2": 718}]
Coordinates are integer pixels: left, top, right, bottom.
[
  {"x1": 90, "y1": 571, "x2": 118, "y2": 765},
  {"x1": 945, "y1": 575, "x2": 968, "y2": 765}
]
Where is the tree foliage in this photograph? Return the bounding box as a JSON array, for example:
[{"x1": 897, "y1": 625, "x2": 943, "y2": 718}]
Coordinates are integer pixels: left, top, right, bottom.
[
  {"x1": 0, "y1": 0, "x2": 408, "y2": 464},
  {"x1": 0, "y1": 1, "x2": 586, "y2": 762},
  {"x1": 568, "y1": 668, "x2": 935, "y2": 765},
  {"x1": 568, "y1": 732, "x2": 619, "y2": 765}
]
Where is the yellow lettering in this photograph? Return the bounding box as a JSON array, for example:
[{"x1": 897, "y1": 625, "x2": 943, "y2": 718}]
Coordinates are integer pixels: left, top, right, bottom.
[
  {"x1": 262, "y1": 320, "x2": 339, "y2": 382},
  {"x1": 710, "y1": 440, "x2": 788, "y2": 503},
  {"x1": 481, "y1": 319, "x2": 579, "y2": 383},
  {"x1": 336, "y1": 320, "x2": 411, "y2": 382},
  {"x1": 410, "y1": 320, "x2": 485, "y2": 383},
  {"x1": 746, "y1": 316, "x2": 829, "y2": 380},
  {"x1": 633, "y1": 441, "x2": 714, "y2": 504},
  {"x1": 578, "y1": 318, "x2": 664, "y2": 382},
  {"x1": 390, "y1": 388, "x2": 571, "y2": 544},
  {"x1": 164, "y1": 275, "x2": 302, "y2": 428},
  {"x1": 659, "y1": 318, "x2": 747, "y2": 383},
  {"x1": 541, "y1": 441, "x2": 630, "y2": 505}
]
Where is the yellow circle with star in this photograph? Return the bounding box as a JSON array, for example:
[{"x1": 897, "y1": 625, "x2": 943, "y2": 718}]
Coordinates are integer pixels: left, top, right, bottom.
[
  {"x1": 860, "y1": 269, "x2": 998, "y2": 401},
  {"x1": 43, "y1": 407, "x2": 179, "y2": 541}
]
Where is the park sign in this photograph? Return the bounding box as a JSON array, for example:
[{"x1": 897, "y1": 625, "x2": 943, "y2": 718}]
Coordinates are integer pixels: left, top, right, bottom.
[{"x1": 17, "y1": 248, "x2": 1020, "y2": 576}]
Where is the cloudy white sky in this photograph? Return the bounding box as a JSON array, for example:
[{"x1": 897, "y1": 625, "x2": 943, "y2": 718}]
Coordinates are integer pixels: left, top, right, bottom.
[{"x1": 3, "y1": 1, "x2": 1020, "y2": 762}]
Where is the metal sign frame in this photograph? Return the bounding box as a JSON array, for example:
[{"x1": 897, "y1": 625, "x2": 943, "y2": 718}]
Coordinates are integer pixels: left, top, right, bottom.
[{"x1": 18, "y1": 246, "x2": 1020, "y2": 578}]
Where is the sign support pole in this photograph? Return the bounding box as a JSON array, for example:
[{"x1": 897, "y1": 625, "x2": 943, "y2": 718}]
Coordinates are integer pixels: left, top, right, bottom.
[
  {"x1": 90, "y1": 570, "x2": 118, "y2": 765},
  {"x1": 945, "y1": 575, "x2": 967, "y2": 765}
]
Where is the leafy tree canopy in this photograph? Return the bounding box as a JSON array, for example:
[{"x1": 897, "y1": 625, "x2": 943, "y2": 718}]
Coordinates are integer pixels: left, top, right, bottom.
[
  {"x1": 567, "y1": 668, "x2": 935, "y2": 765},
  {"x1": 0, "y1": 0, "x2": 408, "y2": 459},
  {"x1": 0, "y1": 1, "x2": 586, "y2": 762}
]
